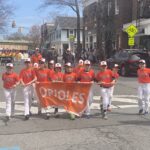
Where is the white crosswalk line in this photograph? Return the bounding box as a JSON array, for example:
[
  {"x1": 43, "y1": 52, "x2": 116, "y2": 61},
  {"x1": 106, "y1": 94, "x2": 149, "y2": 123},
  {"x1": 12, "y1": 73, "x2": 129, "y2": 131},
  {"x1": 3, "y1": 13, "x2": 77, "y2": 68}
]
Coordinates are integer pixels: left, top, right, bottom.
[{"x1": 0, "y1": 95, "x2": 139, "y2": 116}]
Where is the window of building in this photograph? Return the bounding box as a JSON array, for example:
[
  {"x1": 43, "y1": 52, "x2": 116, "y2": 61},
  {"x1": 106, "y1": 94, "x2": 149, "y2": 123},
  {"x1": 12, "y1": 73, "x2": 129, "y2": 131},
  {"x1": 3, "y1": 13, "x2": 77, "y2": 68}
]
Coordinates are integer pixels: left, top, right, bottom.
[
  {"x1": 67, "y1": 29, "x2": 69, "y2": 38},
  {"x1": 74, "y1": 29, "x2": 76, "y2": 38},
  {"x1": 108, "y1": 1, "x2": 112, "y2": 16},
  {"x1": 115, "y1": 0, "x2": 119, "y2": 15},
  {"x1": 59, "y1": 30, "x2": 61, "y2": 39},
  {"x1": 70, "y1": 29, "x2": 74, "y2": 35}
]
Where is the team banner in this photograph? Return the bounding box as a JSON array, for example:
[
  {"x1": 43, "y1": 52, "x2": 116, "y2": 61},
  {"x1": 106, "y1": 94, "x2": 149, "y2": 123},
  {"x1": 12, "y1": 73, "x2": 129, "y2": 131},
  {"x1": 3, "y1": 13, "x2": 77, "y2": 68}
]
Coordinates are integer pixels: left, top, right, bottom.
[{"x1": 36, "y1": 82, "x2": 92, "y2": 116}]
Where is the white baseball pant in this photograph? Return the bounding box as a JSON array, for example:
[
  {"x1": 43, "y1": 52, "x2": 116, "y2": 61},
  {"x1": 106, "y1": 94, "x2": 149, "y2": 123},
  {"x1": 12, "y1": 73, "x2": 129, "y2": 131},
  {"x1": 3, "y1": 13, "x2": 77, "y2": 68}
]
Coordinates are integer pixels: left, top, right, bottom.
[
  {"x1": 23, "y1": 85, "x2": 33, "y2": 115},
  {"x1": 109, "y1": 86, "x2": 115, "y2": 107},
  {"x1": 138, "y1": 83, "x2": 150, "y2": 112},
  {"x1": 85, "y1": 86, "x2": 93, "y2": 115},
  {"x1": 4, "y1": 88, "x2": 16, "y2": 117},
  {"x1": 100, "y1": 87, "x2": 112, "y2": 110}
]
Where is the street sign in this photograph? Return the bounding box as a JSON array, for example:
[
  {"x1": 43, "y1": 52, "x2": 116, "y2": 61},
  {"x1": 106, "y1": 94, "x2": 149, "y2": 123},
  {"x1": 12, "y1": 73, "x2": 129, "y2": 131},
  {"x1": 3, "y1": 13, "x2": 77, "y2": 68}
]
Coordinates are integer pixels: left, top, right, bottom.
[
  {"x1": 69, "y1": 35, "x2": 75, "y2": 42},
  {"x1": 125, "y1": 24, "x2": 138, "y2": 37},
  {"x1": 128, "y1": 37, "x2": 135, "y2": 46}
]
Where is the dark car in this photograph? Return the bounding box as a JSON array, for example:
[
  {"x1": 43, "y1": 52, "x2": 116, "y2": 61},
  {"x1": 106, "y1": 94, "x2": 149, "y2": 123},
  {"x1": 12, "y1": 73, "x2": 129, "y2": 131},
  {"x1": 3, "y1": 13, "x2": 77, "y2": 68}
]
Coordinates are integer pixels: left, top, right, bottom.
[{"x1": 107, "y1": 49, "x2": 150, "y2": 76}]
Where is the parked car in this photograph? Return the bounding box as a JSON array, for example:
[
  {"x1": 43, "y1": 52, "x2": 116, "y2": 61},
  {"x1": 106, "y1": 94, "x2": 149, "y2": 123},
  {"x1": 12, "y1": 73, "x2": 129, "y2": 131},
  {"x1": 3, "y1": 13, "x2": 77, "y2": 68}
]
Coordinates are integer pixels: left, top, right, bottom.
[{"x1": 106, "y1": 49, "x2": 150, "y2": 76}]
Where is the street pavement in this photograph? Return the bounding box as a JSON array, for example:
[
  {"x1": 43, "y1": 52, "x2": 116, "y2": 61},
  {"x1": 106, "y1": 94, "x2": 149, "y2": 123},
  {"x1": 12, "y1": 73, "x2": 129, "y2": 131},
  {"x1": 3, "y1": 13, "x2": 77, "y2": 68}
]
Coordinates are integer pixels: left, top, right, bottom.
[{"x1": 0, "y1": 63, "x2": 150, "y2": 150}]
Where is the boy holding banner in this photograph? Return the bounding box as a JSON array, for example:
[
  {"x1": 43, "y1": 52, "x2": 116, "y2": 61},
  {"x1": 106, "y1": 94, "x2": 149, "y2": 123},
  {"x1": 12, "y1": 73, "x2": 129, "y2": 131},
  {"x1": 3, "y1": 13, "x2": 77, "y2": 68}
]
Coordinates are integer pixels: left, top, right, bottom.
[
  {"x1": 78, "y1": 60, "x2": 95, "y2": 118},
  {"x1": 96, "y1": 61, "x2": 116, "y2": 120},
  {"x1": 19, "y1": 58, "x2": 37, "y2": 120},
  {"x1": 51, "y1": 63, "x2": 64, "y2": 114},
  {"x1": 35, "y1": 58, "x2": 51, "y2": 119},
  {"x1": 63, "y1": 62, "x2": 77, "y2": 120}
]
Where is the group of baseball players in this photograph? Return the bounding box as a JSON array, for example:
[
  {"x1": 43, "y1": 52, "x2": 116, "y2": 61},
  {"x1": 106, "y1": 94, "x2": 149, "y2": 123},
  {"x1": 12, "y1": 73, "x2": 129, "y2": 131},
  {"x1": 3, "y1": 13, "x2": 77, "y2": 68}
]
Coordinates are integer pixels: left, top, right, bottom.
[{"x1": 2, "y1": 48, "x2": 150, "y2": 121}]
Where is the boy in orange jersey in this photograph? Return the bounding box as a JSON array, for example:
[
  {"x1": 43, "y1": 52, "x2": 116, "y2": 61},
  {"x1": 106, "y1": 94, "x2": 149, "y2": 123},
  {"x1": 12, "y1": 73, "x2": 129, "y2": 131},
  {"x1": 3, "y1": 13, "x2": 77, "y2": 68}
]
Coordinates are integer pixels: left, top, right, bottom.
[
  {"x1": 2, "y1": 63, "x2": 20, "y2": 120},
  {"x1": 35, "y1": 58, "x2": 51, "y2": 119},
  {"x1": 51, "y1": 63, "x2": 64, "y2": 114},
  {"x1": 19, "y1": 58, "x2": 37, "y2": 120},
  {"x1": 73, "y1": 59, "x2": 84, "y2": 75},
  {"x1": 63, "y1": 62, "x2": 77, "y2": 83},
  {"x1": 48, "y1": 60, "x2": 55, "y2": 81},
  {"x1": 31, "y1": 48, "x2": 42, "y2": 64},
  {"x1": 137, "y1": 59, "x2": 150, "y2": 115},
  {"x1": 78, "y1": 60, "x2": 95, "y2": 118},
  {"x1": 96, "y1": 61, "x2": 116, "y2": 119},
  {"x1": 108, "y1": 64, "x2": 120, "y2": 111},
  {"x1": 63, "y1": 62, "x2": 77, "y2": 120}
]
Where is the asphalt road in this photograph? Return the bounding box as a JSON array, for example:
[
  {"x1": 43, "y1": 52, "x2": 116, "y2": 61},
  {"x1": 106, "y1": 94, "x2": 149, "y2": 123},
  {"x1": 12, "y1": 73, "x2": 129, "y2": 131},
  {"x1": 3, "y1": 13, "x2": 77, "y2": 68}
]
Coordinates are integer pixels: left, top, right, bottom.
[{"x1": 0, "y1": 63, "x2": 149, "y2": 150}]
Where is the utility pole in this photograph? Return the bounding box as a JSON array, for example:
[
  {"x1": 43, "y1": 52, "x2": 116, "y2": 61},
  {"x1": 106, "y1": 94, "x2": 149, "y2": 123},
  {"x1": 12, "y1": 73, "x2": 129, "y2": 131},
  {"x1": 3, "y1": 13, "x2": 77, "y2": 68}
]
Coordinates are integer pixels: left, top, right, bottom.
[{"x1": 96, "y1": 0, "x2": 105, "y2": 60}]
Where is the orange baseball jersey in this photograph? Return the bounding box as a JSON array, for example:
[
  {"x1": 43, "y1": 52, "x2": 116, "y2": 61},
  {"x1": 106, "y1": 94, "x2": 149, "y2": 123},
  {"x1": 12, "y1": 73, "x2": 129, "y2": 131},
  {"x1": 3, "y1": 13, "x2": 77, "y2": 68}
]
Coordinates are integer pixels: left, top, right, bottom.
[
  {"x1": 48, "y1": 69, "x2": 55, "y2": 81},
  {"x1": 137, "y1": 68, "x2": 150, "y2": 83},
  {"x1": 35, "y1": 68, "x2": 49, "y2": 82},
  {"x1": 96, "y1": 69, "x2": 114, "y2": 87},
  {"x1": 73, "y1": 66, "x2": 84, "y2": 75},
  {"x1": 2, "y1": 72, "x2": 20, "y2": 89},
  {"x1": 63, "y1": 72, "x2": 77, "y2": 83},
  {"x1": 31, "y1": 54, "x2": 42, "y2": 64},
  {"x1": 78, "y1": 69, "x2": 95, "y2": 82},
  {"x1": 51, "y1": 72, "x2": 64, "y2": 81},
  {"x1": 19, "y1": 68, "x2": 36, "y2": 84},
  {"x1": 112, "y1": 71, "x2": 119, "y2": 79}
]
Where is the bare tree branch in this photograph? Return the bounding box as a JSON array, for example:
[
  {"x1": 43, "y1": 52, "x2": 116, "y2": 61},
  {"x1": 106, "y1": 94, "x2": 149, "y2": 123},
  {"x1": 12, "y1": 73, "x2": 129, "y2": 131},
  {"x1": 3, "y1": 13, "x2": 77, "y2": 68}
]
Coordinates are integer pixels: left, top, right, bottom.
[{"x1": 0, "y1": 0, "x2": 13, "y2": 32}]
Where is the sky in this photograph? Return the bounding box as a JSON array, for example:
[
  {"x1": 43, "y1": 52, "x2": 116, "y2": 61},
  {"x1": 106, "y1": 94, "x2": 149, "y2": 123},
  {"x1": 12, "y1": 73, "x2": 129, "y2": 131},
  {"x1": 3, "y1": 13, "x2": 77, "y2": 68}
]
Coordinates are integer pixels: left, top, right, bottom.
[{"x1": 5, "y1": 0, "x2": 76, "y2": 35}]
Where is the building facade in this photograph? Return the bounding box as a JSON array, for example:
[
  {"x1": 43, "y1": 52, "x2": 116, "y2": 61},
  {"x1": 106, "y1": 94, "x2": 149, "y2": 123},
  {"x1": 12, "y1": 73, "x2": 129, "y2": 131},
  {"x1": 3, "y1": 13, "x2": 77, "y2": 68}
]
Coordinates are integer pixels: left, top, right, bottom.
[
  {"x1": 41, "y1": 17, "x2": 83, "y2": 55},
  {"x1": 0, "y1": 40, "x2": 32, "y2": 50},
  {"x1": 83, "y1": 0, "x2": 150, "y2": 58}
]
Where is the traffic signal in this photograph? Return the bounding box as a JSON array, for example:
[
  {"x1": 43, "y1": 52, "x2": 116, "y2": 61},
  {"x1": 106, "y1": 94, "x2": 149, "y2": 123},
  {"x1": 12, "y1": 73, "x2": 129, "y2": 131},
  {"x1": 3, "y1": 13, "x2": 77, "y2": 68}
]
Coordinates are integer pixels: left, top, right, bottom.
[{"x1": 12, "y1": 20, "x2": 16, "y2": 28}]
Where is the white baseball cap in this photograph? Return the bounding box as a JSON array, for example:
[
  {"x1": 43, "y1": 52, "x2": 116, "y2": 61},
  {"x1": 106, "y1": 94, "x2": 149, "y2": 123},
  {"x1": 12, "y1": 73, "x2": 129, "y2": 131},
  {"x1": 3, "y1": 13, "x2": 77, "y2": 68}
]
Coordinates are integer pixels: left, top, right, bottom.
[
  {"x1": 84, "y1": 60, "x2": 91, "y2": 65},
  {"x1": 55, "y1": 63, "x2": 62, "y2": 68},
  {"x1": 24, "y1": 58, "x2": 31, "y2": 62},
  {"x1": 49, "y1": 60, "x2": 55, "y2": 64},
  {"x1": 100, "y1": 61, "x2": 107, "y2": 66},
  {"x1": 6, "y1": 63, "x2": 13, "y2": 68},
  {"x1": 33, "y1": 63, "x2": 38, "y2": 68},
  {"x1": 79, "y1": 59, "x2": 84, "y2": 65},
  {"x1": 35, "y1": 47, "x2": 39, "y2": 51},
  {"x1": 65, "y1": 62, "x2": 72, "y2": 67},
  {"x1": 139, "y1": 59, "x2": 146, "y2": 64},
  {"x1": 114, "y1": 64, "x2": 119, "y2": 68},
  {"x1": 39, "y1": 58, "x2": 46, "y2": 63}
]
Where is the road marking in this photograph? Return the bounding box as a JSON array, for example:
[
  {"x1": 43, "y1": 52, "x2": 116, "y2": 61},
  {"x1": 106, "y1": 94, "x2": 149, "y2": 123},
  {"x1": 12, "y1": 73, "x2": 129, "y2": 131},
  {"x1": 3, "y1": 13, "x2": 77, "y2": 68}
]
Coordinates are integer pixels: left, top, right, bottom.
[{"x1": 0, "y1": 95, "x2": 140, "y2": 116}]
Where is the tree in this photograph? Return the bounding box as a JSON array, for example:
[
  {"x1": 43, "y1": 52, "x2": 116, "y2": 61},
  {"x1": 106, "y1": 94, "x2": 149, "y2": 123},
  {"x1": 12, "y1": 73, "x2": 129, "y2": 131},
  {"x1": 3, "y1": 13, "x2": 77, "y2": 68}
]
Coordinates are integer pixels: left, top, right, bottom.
[
  {"x1": 0, "y1": 0, "x2": 13, "y2": 32},
  {"x1": 41, "y1": 0, "x2": 82, "y2": 59},
  {"x1": 5, "y1": 32, "x2": 29, "y2": 41},
  {"x1": 28, "y1": 25, "x2": 41, "y2": 49}
]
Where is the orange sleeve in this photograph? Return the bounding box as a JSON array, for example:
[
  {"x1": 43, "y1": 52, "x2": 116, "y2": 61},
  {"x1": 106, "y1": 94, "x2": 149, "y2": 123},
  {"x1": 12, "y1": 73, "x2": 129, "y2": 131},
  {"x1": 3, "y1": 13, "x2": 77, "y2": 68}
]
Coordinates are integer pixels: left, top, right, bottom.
[
  {"x1": 15, "y1": 73, "x2": 20, "y2": 82},
  {"x1": 19, "y1": 70, "x2": 23, "y2": 79}
]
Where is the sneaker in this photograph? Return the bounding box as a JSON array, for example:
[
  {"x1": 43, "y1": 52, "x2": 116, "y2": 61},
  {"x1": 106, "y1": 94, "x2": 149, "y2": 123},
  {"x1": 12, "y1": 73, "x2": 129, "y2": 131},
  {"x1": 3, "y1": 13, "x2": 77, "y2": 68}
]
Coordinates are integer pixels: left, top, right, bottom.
[
  {"x1": 102, "y1": 110, "x2": 108, "y2": 120},
  {"x1": 85, "y1": 115, "x2": 90, "y2": 119},
  {"x1": 144, "y1": 111, "x2": 149, "y2": 115},
  {"x1": 38, "y1": 110, "x2": 42, "y2": 115},
  {"x1": 69, "y1": 114, "x2": 75, "y2": 120},
  {"x1": 5, "y1": 116, "x2": 10, "y2": 121},
  {"x1": 29, "y1": 111, "x2": 32, "y2": 116},
  {"x1": 100, "y1": 104, "x2": 103, "y2": 113},
  {"x1": 54, "y1": 108, "x2": 58, "y2": 114},
  {"x1": 46, "y1": 113, "x2": 50, "y2": 120},
  {"x1": 24, "y1": 115, "x2": 29, "y2": 120},
  {"x1": 139, "y1": 109, "x2": 143, "y2": 115}
]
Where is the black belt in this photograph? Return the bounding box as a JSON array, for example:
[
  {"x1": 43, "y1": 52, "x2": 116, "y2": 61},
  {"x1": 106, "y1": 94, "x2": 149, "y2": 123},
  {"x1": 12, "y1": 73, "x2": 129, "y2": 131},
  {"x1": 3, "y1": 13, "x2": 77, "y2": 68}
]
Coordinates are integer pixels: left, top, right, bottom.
[{"x1": 100, "y1": 86, "x2": 111, "y2": 88}]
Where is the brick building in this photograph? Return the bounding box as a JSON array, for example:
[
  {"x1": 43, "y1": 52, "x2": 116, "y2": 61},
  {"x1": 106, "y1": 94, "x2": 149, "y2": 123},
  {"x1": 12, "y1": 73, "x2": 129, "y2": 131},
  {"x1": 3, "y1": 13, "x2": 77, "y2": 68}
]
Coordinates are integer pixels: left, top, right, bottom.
[{"x1": 83, "y1": 0, "x2": 150, "y2": 58}]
